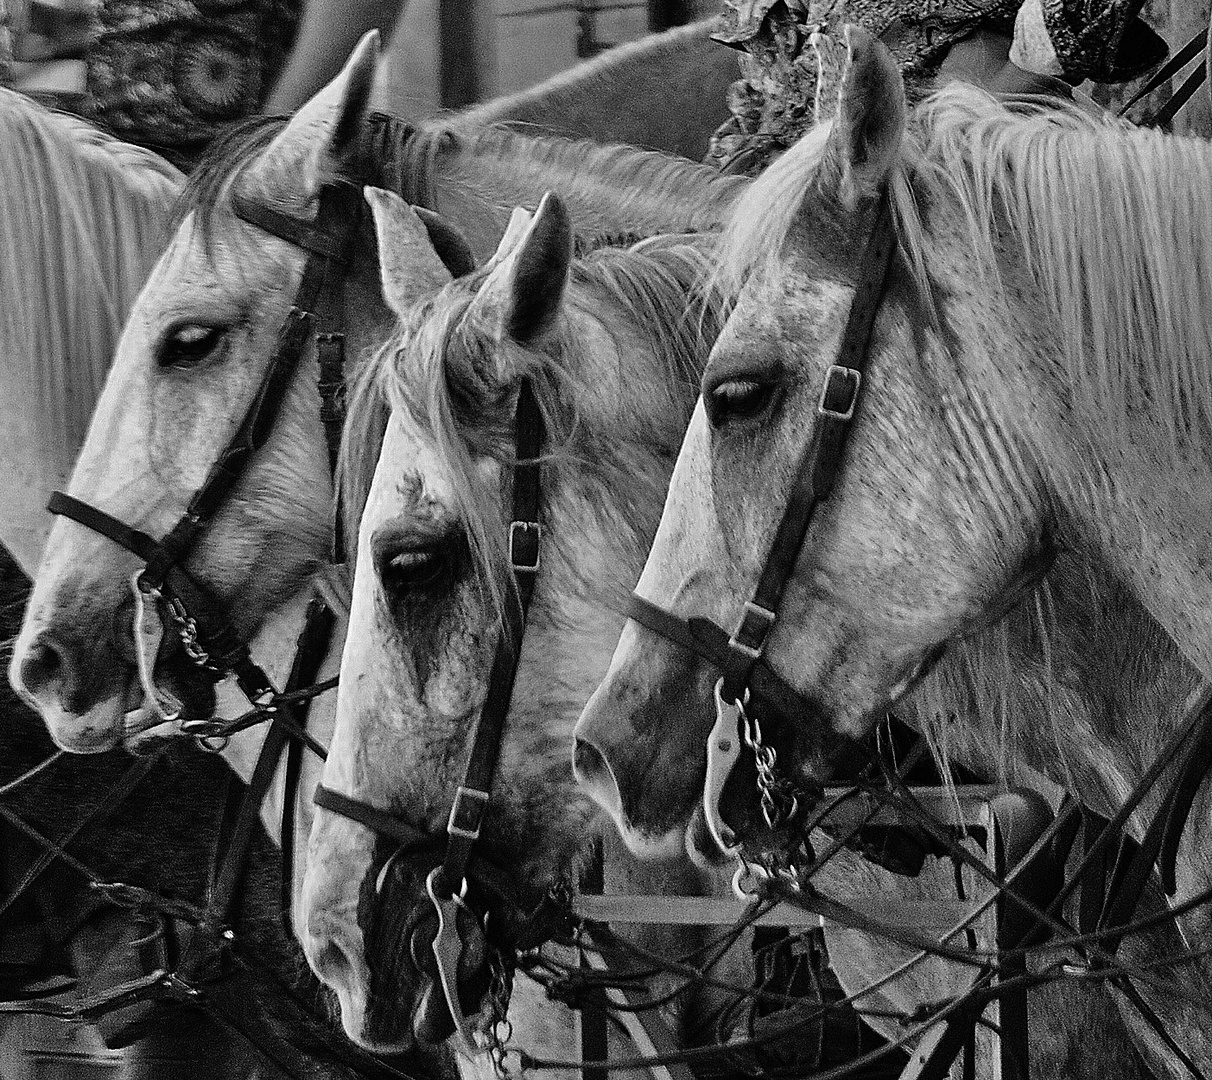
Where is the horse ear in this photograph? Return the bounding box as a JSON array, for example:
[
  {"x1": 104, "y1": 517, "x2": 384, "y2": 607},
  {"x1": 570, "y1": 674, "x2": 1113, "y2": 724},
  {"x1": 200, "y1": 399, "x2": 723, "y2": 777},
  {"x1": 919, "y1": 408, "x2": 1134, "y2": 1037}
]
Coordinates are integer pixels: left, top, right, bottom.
[
  {"x1": 247, "y1": 31, "x2": 380, "y2": 205},
  {"x1": 364, "y1": 187, "x2": 453, "y2": 318},
  {"x1": 487, "y1": 207, "x2": 537, "y2": 268},
  {"x1": 820, "y1": 25, "x2": 906, "y2": 209},
  {"x1": 493, "y1": 192, "x2": 574, "y2": 347},
  {"x1": 412, "y1": 208, "x2": 476, "y2": 278}
]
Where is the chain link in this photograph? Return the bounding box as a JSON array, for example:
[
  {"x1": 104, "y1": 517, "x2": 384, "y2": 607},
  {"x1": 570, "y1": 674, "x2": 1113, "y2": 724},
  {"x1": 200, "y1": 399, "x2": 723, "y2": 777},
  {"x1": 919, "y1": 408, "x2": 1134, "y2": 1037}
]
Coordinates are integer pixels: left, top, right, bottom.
[
  {"x1": 164, "y1": 595, "x2": 211, "y2": 667},
  {"x1": 738, "y1": 697, "x2": 801, "y2": 830},
  {"x1": 485, "y1": 951, "x2": 515, "y2": 1077}
]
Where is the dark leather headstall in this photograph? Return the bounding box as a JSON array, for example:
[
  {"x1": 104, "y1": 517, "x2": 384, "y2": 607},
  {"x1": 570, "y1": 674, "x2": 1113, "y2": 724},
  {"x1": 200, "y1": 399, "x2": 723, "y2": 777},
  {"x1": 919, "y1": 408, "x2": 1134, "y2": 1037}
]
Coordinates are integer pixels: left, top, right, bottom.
[
  {"x1": 314, "y1": 379, "x2": 545, "y2": 1045},
  {"x1": 625, "y1": 191, "x2": 896, "y2": 735},
  {"x1": 621, "y1": 185, "x2": 1212, "y2": 1079},
  {"x1": 41, "y1": 177, "x2": 362, "y2": 984},
  {"x1": 49, "y1": 179, "x2": 361, "y2": 705}
]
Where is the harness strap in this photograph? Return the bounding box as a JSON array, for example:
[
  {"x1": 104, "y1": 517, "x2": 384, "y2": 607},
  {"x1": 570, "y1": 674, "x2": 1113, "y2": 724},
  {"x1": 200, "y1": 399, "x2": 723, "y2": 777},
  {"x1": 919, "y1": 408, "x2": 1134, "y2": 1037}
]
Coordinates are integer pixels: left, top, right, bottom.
[
  {"x1": 0, "y1": 752, "x2": 163, "y2": 919},
  {"x1": 190, "y1": 595, "x2": 335, "y2": 942},
  {"x1": 231, "y1": 194, "x2": 353, "y2": 262},
  {"x1": 314, "y1": 786, "x2": 432, "y2": 850},
  {"x1": 278, "y1": 598, "x2": 336, "y2": 936},
  {"x1": 1118, "y1": 28, "x2": 1208, "y2": 120},
  {"x1": 625, "y1": 593, "x2": 822, "y2": 728},
  {"x1": 49, "y1": 491, "x2": 277, "y2": 705},
  {"x1": 437, "y1": 379, "x2": 544, "y2": 896}
]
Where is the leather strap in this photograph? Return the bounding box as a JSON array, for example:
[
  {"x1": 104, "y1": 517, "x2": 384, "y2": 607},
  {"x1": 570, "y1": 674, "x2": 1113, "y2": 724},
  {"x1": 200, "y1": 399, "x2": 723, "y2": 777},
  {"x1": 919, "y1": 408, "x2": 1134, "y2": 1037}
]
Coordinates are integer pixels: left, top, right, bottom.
[
  {"x1": 314, "y1": 380, "x2": 546, "y2": 903},
  {"x1": 438, "y1": 379, "x2": 543, "y2": 894},
  {"x1": 1118, "y1": 28, "x2": 1207, "y2": 122},
  {"x1": 624, "y1": 191, "x2": 896, "y2": 722},
  {"x1": 314, "y1": 786, "x2": 432, "y2": 850},
  {"x1": 721, "y1": 193, "x2": 896, "y2": 702},
  {"x1": 232, "y1": 193, "x2": 353, "y2": 262}
]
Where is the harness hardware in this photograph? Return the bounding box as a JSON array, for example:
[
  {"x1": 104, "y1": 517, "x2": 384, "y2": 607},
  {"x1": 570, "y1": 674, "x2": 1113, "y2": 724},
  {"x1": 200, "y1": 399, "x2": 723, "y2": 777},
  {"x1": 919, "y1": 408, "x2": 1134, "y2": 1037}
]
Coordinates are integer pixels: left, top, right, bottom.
[
  {"x1": 727, "y1": 599, "x2": 777, "y2": 660},
  {"x1": 447, "y1": 785, "x2": 490, "y2": 841},
  {"x1": 818, "y1": 363, "x2": 863, "y2": 420},
  {"x1": 509, "y1": 519, "x2": 541, "y2": 573}
]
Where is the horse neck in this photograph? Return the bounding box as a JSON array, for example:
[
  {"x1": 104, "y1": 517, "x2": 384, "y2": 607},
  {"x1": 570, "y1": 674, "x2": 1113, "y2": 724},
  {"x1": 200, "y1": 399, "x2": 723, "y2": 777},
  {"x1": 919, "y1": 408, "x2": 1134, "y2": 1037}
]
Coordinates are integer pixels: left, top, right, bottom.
[
  {"x1": 449, "y1": 18, "x2": 736, "y2": 160},
  {"x1": 426, "y1": 128, "x2": 746, "y2": 255},
  {"x1": 1039, "y1": 413, "x2": 1212, "y2": 679},
  {"x1": 913, "y1": 100, "x2": 1212, "y2": 679},
  {"x1": 0, "y1": 98, "x2": 179, "y2": 571}
]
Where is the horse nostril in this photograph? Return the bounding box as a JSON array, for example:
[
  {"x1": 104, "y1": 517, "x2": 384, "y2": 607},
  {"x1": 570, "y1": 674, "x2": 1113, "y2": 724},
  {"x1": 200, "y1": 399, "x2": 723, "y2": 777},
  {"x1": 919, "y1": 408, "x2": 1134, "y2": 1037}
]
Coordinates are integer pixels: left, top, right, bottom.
[
  {"x1": 18, "y1": 635, "x2": 65, "y2": 700},
  {"x1": 307, "y1": 927, "x2": 362, "y2": 997},
  {"x1": 573, "y1": 736, "x2": 623, "y2": 820}
]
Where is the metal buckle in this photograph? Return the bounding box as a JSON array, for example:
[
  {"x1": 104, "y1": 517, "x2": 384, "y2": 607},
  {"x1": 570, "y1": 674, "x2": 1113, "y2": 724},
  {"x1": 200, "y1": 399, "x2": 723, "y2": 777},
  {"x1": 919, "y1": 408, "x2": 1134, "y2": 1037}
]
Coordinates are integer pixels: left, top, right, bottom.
[
  {"x1": 509, "y1": 520, "x2": 541, "y2": 573},
  {"x1": 447, "y1": 786, "x2": 489, "y2": 841},
  {"x1": 728, "y1": 600, "x2": 777, "y2": 661},
  {"x1": 817, "y1": 364, "x2": 862, "y2": 421}
]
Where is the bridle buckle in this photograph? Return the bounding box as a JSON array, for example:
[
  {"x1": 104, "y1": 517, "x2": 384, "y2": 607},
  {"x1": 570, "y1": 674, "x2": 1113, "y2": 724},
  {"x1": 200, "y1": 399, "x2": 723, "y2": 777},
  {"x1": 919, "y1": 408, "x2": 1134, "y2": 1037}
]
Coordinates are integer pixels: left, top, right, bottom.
[
  {"x1": 509, "y1": 520, "x2": 541, "y2": 574},
  {"x1": 728, "y1": 600, "x2": 777, "y2": 661},
  {"x1": 447, "y1": 786, "x2": 490, "y2": 841},
  {"x1": 818, "y1": 364, "x2": 862, "y2": 421}
]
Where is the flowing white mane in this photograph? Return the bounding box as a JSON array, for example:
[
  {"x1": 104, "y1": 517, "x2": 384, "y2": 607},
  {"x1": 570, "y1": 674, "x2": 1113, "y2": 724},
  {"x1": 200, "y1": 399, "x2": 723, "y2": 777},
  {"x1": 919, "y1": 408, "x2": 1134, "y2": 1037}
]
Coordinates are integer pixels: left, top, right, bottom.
[
  {"x1": 721, "y1": 82, "x2": 1212, "y2": 458},
  {"x1": 0, "y1": 90, "x2": 182, "y2": 473},
  {"x1": 715, "y1": 82, "x2": 1212, "y2": 794}
]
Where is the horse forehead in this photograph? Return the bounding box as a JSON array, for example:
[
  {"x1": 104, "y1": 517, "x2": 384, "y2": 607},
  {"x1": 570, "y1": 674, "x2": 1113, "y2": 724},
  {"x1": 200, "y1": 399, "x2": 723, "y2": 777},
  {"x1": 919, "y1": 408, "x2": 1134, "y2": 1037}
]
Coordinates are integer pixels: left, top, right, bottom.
[
  {"x1": 137, "y1": 220, "x2": 285, "y2": 326},
  {"x1": 369, "y1": 413, "x2": 459, "y2": 510}
]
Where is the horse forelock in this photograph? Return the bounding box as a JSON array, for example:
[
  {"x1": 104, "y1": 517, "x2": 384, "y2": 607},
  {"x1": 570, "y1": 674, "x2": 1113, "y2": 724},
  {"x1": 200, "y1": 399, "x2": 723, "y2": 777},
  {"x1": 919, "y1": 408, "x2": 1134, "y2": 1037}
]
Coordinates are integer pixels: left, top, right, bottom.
[
  {"x1": 177, "y1": 115, "x2": 290, "y2": 249},
  {"x1": 0, "y1": 91, "x2": 181, "y2": 477}
]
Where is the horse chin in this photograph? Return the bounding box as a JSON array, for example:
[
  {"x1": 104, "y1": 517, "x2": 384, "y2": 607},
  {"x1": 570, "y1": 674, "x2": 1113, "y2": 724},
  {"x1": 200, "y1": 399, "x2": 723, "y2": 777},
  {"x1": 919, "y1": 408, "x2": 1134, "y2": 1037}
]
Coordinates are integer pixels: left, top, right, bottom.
[
  {"x1": 42, "y1": 702, "x2": 125, "y2": 754},
  {"x1": 335, "y1": 985, "x2": 417, "y2": 1055},
  {"x1": 614, "y1": 817, "x2": 687, "y2": 861}
]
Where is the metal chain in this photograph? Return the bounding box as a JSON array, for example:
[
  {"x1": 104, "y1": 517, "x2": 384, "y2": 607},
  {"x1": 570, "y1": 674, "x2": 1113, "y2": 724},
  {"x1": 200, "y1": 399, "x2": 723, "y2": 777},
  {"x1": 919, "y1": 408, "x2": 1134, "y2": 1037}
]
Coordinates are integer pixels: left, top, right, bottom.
[
  {"x1": 738, "y1": 698, "x2": 801, "y2": 830},
  {"x1": 485, "y1": 950, "x2": 515, "y2": 1077}
]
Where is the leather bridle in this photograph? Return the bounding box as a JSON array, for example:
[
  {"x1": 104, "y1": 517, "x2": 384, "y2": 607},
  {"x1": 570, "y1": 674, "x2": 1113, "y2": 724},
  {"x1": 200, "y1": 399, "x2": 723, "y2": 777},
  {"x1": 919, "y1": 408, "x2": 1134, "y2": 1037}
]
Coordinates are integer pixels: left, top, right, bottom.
[
  {"x1": 314, "y1": 379, "x2": 547, "y2": 1049},
  {"x1": 617, "y1": 184, "x2": 1212, "y2": 1078},
  {"x1": 625, "y1": 192, "x2": 896, "y2": 745}
]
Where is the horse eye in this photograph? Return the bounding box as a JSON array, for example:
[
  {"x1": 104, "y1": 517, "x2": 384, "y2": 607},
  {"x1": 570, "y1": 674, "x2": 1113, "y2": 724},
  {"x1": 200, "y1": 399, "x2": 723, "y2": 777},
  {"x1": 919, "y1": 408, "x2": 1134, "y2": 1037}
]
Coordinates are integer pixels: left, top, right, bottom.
[
  {"x1": 158, "y1": 324, "x2": 225, "y2": 369},
  {"x1": 705, "y1": 378, "x2": 777, "y2": 426}
]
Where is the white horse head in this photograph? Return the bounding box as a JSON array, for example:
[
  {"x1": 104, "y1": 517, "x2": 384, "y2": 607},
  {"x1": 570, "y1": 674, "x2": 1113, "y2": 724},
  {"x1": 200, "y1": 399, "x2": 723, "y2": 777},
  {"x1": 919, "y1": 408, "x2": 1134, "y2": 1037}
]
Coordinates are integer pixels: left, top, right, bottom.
[
  {"x1": 9, "y1": 35, "x2": 391, "y2": 752},
  {"x1": 302, "y1": 187, "x2": 726, "y2": 1051}
]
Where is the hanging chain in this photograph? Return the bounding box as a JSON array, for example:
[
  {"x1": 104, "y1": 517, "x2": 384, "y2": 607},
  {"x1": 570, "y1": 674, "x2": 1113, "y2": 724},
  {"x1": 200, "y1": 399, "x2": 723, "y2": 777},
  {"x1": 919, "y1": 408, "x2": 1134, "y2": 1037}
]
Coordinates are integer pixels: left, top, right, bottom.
[
  {"x1": 485, "y1": 950, "x2": 516, "y2": 1077},
  {"x1": 738, "y1": 697, "x2": 801, "y2": 830}
]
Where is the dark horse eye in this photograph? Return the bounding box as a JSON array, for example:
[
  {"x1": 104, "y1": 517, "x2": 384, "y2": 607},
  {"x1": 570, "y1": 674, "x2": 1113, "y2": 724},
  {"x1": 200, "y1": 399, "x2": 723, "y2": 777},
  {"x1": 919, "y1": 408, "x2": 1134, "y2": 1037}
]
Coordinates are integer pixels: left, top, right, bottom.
[
  {"x1": 705, "y1": 378, "x2": 778, "y2": 426},
  {"x1": 158, "y1": 324, "x2": 225, "y2": 369},
  {"x1": 378, "y1": 546, "x2": 446, "y2": 599}
]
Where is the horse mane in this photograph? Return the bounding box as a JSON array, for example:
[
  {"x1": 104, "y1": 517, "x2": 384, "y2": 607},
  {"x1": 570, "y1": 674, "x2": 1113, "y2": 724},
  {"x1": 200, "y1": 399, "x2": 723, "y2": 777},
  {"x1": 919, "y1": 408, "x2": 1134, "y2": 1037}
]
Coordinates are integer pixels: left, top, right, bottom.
[
  {"x1": 717, "y1": 83, "x2": 1212, "y2": 796},
  {"x1": 439, "y1": 124, "x2": 744, "y2": 239},
  {"x1": 180, "y1": 110, "x2": 740, "y2": 260},
  {"x1": 722, "y1": 82, "x2": 1212, "y2": 456},
  {"x1": 339, "y1": 236, "x2": 724, "y2": 621},
  {"x1": 0, "y1": 90, "x2": 182, "y2": 476}
]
